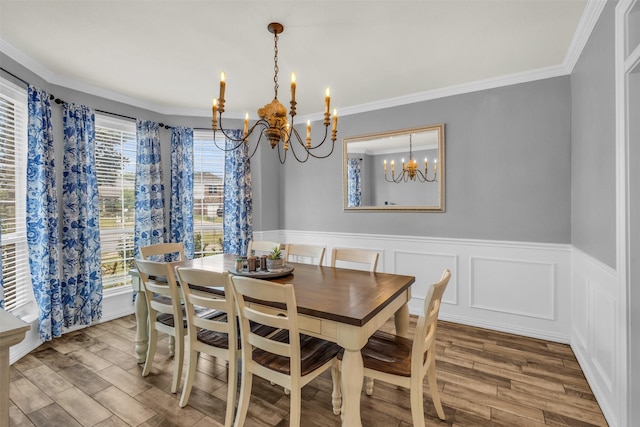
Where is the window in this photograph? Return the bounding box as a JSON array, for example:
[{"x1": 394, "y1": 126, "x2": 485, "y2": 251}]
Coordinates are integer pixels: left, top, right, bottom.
[
  {"x1": 0, "y1": 77, "x2": 32, "y2": 314},
  {"x1": 95, "y1": 115, "x2": 136, "y2": 290},
  {"x1": 193, "y1": 131, "x2": 225, "y2": 257}
]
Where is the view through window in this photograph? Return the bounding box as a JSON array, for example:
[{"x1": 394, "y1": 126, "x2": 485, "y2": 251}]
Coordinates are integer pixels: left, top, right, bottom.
[
  {"x1": 193, "y1": 130, "x2": 225, "y2": 258},
  {"x1": 96, "y1": 115, "x2": 136, "y2": 291}
]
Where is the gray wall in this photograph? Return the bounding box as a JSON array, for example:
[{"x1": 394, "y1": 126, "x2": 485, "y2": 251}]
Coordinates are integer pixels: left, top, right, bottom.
[
  {"x1": 281, "y1": 77, "x2": 572, "y2": 244},
  {"x1": 570, "y1": 1, "x2": 617, "y2": 268},
  {"x1": 2, "y1": 52, "x2": 574, "y2": 245}
]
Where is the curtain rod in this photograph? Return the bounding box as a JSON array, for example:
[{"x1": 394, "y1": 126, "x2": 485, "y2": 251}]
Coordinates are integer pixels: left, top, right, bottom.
[{"x1": 0, "y1": 67, "x2": 29, "y2": 87}]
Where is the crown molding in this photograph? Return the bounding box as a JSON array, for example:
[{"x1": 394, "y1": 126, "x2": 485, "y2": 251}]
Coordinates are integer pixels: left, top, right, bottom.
[{"x1": 563, "y1": 0, "x2": 608, "y2": 73}]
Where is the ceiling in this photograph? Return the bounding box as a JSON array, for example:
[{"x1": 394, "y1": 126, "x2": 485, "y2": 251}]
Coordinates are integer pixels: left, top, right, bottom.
[{"x1": 0, "y1": 1, "x2": 593, "y2": 120}]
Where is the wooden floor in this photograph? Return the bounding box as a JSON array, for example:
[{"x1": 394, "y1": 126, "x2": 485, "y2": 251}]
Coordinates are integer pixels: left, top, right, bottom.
[{"x1": 8, "y1": 315, "x2": 608, "y2": 427}]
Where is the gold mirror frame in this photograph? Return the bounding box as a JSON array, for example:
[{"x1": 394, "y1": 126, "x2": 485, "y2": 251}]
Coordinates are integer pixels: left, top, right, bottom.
[{"x1": 343, "y1": 124, "x2": 445, "y2": 212}]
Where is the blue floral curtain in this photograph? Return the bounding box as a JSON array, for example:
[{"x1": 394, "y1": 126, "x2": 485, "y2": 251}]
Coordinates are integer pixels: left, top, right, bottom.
[
  {"x1": 27, "y1": 85, "x2": 62, "y2": 341},
  {"x1": 170, "y1": 127, "x2": 194, "y2": 260},
  {"x1": 223, "y1": 129, "x2": 252, "y2": 256},
  {"x1": 347, "y1": 158, "x2": 362, "y2": 207},
  {"x1": 61, "y1": 103, "x2": 102, "y2": 326},
  {"x1": 134, "y1": 120, "x2": 165, "y2": 259}
]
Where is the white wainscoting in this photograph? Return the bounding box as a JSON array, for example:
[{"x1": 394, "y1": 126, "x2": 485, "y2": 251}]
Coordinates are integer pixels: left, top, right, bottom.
[
  {"x1": 260, "y1": 230, "x2": 572, "y2": 343},
  {"x1": 571, "y1": 248, "x2": 620, "y2": 427}
]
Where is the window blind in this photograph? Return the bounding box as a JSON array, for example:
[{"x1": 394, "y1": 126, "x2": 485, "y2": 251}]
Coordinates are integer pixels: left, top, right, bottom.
[{"x1": 0, "y1": 77, "x2": 31, "y2": 313}]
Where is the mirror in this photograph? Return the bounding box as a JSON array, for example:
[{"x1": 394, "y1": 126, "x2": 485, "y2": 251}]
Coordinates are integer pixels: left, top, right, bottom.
[{"x1": 343, "y1": 124, "x2": 445, "y2": 212}]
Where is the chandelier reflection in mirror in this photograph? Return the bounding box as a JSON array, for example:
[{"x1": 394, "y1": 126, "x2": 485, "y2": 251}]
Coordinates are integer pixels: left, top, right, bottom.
[
  {"x1": 212, "y1": 22, "x2": 338, "y2": 164},
  {"x1": 383, "y1": 133, "x2": 438, "y2": 183}
]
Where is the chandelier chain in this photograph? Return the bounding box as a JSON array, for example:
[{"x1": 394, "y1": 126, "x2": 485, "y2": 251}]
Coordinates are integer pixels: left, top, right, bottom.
[{"x1": 273, "y1": 32, "x2": 279, "y2": 99}]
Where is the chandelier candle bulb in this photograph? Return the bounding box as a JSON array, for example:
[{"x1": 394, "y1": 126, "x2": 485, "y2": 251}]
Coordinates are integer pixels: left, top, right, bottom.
[
  {"x1": 219, "y1": 72, "x2": 226, "y2": 101},
  {"x1": 332, "y1": 109, "x2": 338, "y2": 132},
  {"x1": 425, "y1": 158, "x2": 428, "y2": 171},
  {"x1": 434, "y1": 159, "x2": 437, "y2": 174},
  {"x1": 384, "y1": 160, "x2": 387, "y2": 173},
  {"x1": 291, "y1": 72, "x2": 296, "y2": 103},
  {"x1": 325, "y1": 87, "x2": 330, "y2": 115},
  {"x1": 243, "y1": 113, "x2": 249, "y2": 137},
  {"x1": 391, "y1": 160, "x2": 395, "y2": 172}
]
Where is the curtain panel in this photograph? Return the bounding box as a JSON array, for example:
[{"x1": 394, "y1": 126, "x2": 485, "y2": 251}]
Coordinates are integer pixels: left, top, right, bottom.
[
  {"x1": 134, "y1": 120, "x2": 166, "y2": 259},
  {"x1": 169, "y1": 127, "x2": 194, "y2": 260},
  {"x1": 223, "y1": 129, "x2": 252, "y2": 256},
  {"x1": 26, "y1": 85, "x2": 62, "y2": 341},
  {"x1": 61, "y1": 102, "x2": 102, "y2": 326}
]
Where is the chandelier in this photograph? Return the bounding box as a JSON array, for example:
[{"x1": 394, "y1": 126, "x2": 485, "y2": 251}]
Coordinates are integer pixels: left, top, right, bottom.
[
  {"x1": 212, "y1": 22, "x2": 338, "y2": 163},
  {"x1": 383, "y1": 133, "x2": 437, "y2": 183}
]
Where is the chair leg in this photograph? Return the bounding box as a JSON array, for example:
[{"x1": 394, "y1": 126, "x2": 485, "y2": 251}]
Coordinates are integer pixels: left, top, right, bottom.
[
  {"x1": 233, "y1": 370, "x2": 252, "y2": 427},
  {"x1": 225, "y1": 355, "x2": 238, "y2": 427},
  {"x1": 168, "y1": 335, "x2": 175, "y2": 356},
  {"x1": 179, "y1": 348, "x2": 198, "y2": 407},
  {"x1": 410, "y1": 377, "x2": 426, "y2": 427},
  {"x1": 142, "y1": 328, "x2": 158, "y2": 377},
  {"x1": 331, "y1": 361, "x2": 342, "y2": 415},
  {"x1": 364, "y1": 376, "x2": 374, "y2": 396},
  {"x1": 427, "y1": 358, "x2": 445, "y2": 420},
  {"x1": 289, "y1": 388, "x2": 301, "y2": 427},
  {"x1": 171, "y1": 332, "x2": 184, "y2": 393}
]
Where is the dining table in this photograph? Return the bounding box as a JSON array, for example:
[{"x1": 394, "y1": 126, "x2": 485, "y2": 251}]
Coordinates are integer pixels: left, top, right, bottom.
[{"x1": 130, "y1": 253, "x2": 415, "y2": 427}]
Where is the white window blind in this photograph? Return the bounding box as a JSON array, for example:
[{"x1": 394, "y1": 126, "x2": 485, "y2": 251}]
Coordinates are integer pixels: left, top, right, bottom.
[
  {"x1": 0, "y1": 77, "x2": 32, "y2": 313},
  {"x1": 96, "y1": 115, "x2": 136, "y2": 290},
  {"x1": 193, "y1": 130, "x2": 225, "y2": 257}
]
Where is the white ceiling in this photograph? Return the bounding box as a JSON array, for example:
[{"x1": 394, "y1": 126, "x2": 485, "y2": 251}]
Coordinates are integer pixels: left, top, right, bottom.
[{"x1": 0, "y1": 1, "x2": 593, "y2": 120}]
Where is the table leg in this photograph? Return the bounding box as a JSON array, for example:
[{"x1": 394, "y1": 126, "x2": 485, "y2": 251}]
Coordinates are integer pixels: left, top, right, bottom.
[
  {"x1": 340, "y1": 348, "x2": 364, "y2": 427},
  {"x1": 394, "y1": 303, "x2": 409, "y2": 338},
  {"x1": 134, "y1": 290, "x2": 148, "y2": 364}
]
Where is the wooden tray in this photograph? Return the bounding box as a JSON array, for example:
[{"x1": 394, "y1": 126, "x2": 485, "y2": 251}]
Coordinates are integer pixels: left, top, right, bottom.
[{"x1": 228, "y1": 264, "x2": 294, "y2": 279}]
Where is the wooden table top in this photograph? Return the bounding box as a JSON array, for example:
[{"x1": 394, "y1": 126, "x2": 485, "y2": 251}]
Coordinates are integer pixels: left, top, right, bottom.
[{"x1": 178, "y1": 254, "x2": 415, "y2": 327}]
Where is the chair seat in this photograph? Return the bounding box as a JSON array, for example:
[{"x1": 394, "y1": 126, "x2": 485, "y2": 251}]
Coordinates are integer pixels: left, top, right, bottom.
[
  {"x1": 157, "y1": 306, "x2": 221, "y2": 329},
  {"x1": 359, "y1": 330, "x2": 415, "y2": 377},
  {"x1": 253, "y1": 330, "x2": 341, "y2": 376}
]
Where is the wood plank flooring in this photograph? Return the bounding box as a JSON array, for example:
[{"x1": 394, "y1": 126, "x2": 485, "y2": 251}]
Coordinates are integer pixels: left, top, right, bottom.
[{"x1": 8, "y1": 315, "x2": 608, "y2": 426}]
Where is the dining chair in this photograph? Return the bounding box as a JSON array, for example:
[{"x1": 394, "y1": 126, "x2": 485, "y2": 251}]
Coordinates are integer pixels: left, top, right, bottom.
[
  {"x1": 174, "y1": 267, "x2": 238, "y2": 425},
  {"x1": 330, "y1": 247, "x2": 379, "y2": 272},
  {"x1": 140, "y1": 242, "x2": 185, "y2": 262},
  {"x1": 134, "y1": 258, "x2": 186, "y2": 394},
  {"x1": 333, "y1": 269, "x2": 451, "y2": 425},
  {"x1": 247, "y1": 240, "x2": 284, "y2": 258},
  {"x1": 230, "y1": 275, "x2": 342, "y2": 427},
  {"x1": 140, "y1": 242, "x2": 185, "y2": 357},
  {"x1": 285, "y1": 243, "x2": 325, "y2": 266}
]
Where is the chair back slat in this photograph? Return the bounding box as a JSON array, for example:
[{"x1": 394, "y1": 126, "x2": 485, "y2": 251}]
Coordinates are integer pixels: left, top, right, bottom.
[
  {"x1": 286, "y1": 244, "x2": 326, "y2": 266},
  {"x1": 247, "y1": 240, "x2": 284, "y2": 257},
  {"x1": 331, "y1": 248, "x2": 379, "y2": 272},
  {"x1": 141, "y1": 242, "x2": 185, "y2": 262}
]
